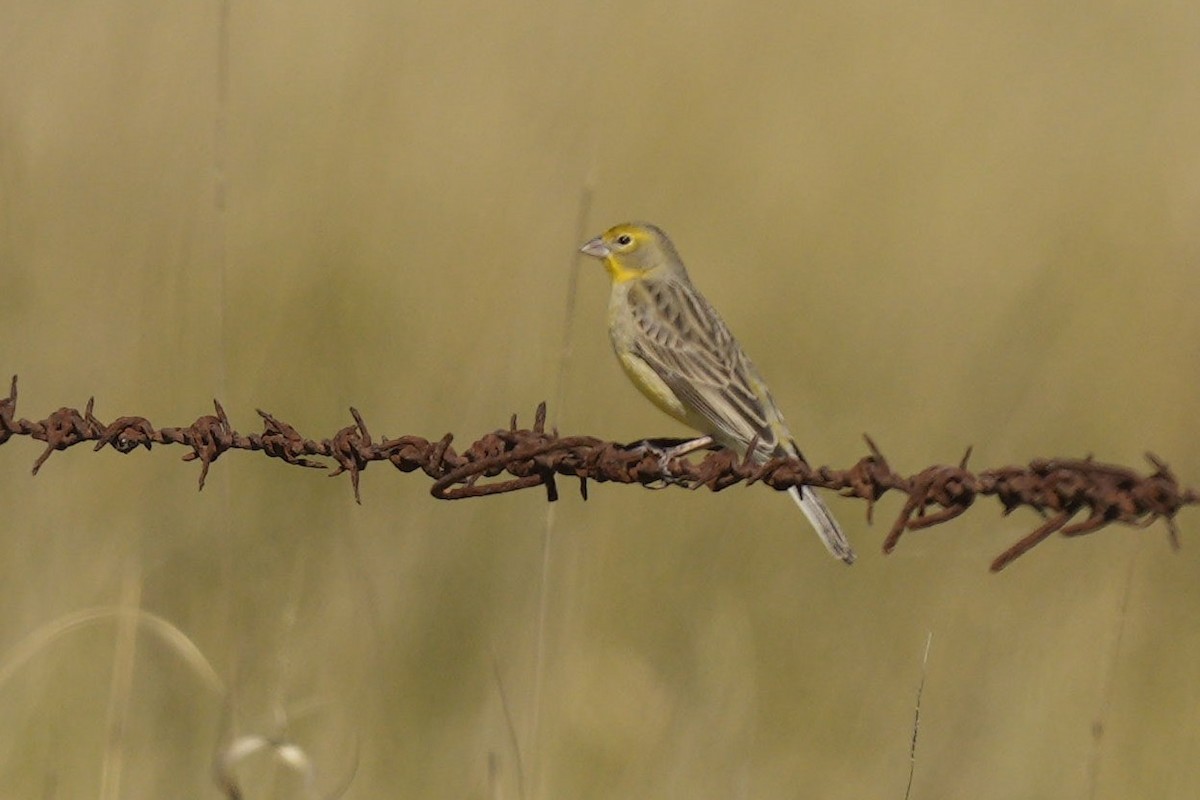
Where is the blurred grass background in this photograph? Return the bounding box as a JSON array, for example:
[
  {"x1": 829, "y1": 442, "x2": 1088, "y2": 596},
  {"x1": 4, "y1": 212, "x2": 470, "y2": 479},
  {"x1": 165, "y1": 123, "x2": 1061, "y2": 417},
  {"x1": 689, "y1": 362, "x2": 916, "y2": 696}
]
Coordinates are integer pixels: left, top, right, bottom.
[{"x1": 1, "y1": 1, "x2": 1199, "y2": 798}]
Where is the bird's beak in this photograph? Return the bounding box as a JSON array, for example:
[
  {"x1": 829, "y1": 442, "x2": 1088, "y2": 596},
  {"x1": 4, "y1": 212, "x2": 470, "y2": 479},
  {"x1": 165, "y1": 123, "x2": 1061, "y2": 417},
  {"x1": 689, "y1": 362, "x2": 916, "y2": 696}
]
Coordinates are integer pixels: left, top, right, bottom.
[{"x1": 579, "y1": 237, "x2": 611, "y2": 259}]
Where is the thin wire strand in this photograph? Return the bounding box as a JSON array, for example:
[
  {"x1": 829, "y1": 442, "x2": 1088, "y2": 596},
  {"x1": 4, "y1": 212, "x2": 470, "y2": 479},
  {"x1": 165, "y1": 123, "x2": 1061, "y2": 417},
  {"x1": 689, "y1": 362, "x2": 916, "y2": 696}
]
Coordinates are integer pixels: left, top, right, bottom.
[{"x1": 0, "y1": 378, "x2": 1192, "y2": 572}]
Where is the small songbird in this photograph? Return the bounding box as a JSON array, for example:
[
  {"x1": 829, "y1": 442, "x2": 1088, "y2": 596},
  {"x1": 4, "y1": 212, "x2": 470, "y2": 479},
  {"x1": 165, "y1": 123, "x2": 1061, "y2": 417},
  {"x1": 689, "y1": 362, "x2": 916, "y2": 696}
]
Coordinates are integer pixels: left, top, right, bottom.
[{"x1": 580, "y1": 222, "x2": 855, "y2": 564}]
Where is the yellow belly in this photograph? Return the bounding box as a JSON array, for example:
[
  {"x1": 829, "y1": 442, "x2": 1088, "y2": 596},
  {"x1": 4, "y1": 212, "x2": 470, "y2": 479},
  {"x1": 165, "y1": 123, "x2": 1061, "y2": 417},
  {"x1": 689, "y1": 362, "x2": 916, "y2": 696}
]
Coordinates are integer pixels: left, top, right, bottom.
[
  {"x1": 616, "y1": 347, "x2": 692, "y2": 423},
  {"x1": 608, "y1": 298, "x2": 715, "y2": 436}
]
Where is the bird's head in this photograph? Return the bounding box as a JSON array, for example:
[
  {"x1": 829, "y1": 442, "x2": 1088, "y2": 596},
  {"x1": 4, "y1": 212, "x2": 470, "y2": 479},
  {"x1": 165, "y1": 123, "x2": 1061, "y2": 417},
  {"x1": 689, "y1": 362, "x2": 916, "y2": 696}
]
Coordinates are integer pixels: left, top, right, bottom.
[{"x1": 580, "y1": 222, "x2": 684, "y2": 282}]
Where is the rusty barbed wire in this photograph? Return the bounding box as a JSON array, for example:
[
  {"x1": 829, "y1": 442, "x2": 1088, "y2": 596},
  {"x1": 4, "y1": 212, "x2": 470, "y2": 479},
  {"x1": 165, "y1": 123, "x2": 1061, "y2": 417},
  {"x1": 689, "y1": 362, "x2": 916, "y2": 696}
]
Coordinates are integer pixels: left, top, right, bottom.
[{"x1": 0, "y1": 375, "x2": 1193, "y2": 571}]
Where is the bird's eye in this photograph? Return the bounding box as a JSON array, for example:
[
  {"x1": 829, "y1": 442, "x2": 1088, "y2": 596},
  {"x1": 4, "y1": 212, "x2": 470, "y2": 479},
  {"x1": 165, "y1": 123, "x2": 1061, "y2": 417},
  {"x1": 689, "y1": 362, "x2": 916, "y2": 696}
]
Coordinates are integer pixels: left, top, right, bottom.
[{"x1": 615, "y1": 234, "x2": 633, "y2": 247}]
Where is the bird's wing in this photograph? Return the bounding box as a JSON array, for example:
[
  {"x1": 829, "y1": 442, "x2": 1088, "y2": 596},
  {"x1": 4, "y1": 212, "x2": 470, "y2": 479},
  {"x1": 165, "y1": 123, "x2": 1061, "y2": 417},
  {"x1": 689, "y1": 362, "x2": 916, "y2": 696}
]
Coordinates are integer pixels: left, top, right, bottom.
[{"x1": 625, "y1": 277, "x2": 787, "y2": 457}]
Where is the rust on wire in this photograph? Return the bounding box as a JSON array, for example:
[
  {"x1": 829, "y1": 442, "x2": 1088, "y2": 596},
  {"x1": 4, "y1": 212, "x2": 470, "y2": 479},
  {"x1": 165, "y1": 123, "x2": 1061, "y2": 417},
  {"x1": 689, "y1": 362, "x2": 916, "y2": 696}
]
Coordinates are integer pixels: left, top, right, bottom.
[{"x1": 0, "y1": 375, "x2": 1193, "y2": 571}]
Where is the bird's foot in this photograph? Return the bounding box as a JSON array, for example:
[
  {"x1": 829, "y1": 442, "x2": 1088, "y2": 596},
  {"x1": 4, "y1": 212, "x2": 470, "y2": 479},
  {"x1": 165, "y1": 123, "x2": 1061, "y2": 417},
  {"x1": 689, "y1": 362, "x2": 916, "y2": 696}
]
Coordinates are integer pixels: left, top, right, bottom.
[{"x1": 629, "y1": 435, "x2": 715, "y2": 488}]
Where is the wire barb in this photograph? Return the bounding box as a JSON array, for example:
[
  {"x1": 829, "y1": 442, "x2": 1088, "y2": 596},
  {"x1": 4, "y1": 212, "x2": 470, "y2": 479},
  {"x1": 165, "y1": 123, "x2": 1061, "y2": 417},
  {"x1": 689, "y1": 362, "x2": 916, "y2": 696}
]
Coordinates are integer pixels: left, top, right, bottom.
[{"x1": 0, "y1": 376, "x2": 1192, "y2": 571}]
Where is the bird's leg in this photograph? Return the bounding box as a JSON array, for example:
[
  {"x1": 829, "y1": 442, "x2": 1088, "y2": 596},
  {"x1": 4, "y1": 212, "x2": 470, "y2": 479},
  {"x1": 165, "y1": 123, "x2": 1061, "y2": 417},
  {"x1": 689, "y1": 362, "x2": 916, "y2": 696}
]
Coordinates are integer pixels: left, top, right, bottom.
[
  {"x1": 660, "y1": 435, "x2": 714, "y2": 462},
  {"x1": 630, "y1": 435, "x2": 715, "y2": 486}
]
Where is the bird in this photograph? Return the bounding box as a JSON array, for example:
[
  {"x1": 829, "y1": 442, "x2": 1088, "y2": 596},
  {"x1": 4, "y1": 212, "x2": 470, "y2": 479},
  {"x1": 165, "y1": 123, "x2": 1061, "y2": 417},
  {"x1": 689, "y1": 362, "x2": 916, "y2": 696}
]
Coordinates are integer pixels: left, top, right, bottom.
[{"x1": 579, "y1": 222, "x2": 855, "y2": 564}]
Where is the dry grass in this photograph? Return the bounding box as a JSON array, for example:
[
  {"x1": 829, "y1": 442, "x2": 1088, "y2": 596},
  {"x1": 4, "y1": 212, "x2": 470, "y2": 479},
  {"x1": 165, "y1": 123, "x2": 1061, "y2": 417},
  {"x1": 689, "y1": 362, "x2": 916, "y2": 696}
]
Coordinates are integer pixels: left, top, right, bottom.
[{"x1": 1, "y1": 1, "x2": 1199, "y2": 797}]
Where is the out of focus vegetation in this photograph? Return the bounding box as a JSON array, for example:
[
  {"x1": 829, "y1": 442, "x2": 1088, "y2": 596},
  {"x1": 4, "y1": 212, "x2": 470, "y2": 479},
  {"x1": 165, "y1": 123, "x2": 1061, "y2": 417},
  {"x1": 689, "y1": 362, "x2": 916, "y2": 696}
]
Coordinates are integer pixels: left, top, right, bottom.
[{"x1": 1, "y1": 2, "x2": 1197, "y2": 798}]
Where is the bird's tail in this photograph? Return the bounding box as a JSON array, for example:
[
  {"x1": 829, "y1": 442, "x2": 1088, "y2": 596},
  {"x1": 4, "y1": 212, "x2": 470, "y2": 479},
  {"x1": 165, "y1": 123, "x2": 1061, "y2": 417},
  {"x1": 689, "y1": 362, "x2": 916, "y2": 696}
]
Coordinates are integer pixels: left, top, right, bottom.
[{"x1": 787, "y1": 484, "x2": 856, "y2": 565}]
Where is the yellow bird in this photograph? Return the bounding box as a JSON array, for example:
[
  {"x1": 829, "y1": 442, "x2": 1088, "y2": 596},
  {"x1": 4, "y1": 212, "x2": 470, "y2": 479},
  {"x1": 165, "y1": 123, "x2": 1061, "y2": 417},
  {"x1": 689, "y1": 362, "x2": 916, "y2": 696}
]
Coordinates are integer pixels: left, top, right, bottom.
[{"x1": 580, "y1": 222, "x2": 855, "y2": 564}]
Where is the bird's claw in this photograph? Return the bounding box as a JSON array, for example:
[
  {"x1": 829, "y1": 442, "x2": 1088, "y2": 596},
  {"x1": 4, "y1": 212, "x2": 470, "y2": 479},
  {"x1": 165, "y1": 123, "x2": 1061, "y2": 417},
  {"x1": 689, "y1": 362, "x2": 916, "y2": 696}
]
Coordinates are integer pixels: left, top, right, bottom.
[
  {"x1": 656, "y1": 450, "x2": 692, "y2": 487},
  {"x1": 629, "y1": 438, "x2": 700, "y2": 488}
]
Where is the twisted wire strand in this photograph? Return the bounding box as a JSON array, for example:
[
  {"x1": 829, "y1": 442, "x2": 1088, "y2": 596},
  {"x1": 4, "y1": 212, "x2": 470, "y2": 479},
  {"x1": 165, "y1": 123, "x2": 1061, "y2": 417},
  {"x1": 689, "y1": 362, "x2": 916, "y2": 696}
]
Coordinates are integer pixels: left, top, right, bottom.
[{"x1": 1, "y1": 376, "x2": 1191, "y2": 571}]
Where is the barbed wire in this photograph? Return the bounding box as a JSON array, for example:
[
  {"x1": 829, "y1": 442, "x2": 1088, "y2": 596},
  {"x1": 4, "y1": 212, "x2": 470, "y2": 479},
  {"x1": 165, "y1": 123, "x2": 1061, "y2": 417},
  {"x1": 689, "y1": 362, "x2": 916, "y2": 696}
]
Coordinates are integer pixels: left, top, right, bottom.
[{"x1": 0, "y1": 375, "x2": 1192, "y2": 571}]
